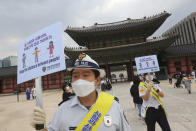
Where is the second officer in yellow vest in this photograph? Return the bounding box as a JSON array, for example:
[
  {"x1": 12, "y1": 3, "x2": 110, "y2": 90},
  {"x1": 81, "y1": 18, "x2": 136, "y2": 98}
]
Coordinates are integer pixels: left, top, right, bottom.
[{"x1": 139, "y1": 73, "x2": 171, "y2": 131}]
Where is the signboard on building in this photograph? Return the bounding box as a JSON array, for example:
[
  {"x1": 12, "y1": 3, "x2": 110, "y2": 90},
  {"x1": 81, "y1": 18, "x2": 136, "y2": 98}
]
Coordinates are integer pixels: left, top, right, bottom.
[
  {"x1": 135, "y1": 55, "x2": 160, "y2": 74},
  {"x1": 17, "y1": 22, "x2": 66, "y2": 84}
]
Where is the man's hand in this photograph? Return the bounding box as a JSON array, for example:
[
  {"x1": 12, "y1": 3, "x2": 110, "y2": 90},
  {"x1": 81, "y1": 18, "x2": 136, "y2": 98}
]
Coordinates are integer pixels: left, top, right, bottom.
[
  {"x1": 32, "y1": 107, "x2": 46, "y2": 130},
  {"x1": 148, "y1": 81, "x2": 154, "y2": 87},
  {"x1": 148, "y1": 81, "x2": 154, "y2": 90}
]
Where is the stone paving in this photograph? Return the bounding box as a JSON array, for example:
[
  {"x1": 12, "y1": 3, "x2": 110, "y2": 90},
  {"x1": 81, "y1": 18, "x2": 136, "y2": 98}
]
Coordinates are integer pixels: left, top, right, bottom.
[
  {"x1": 110, "y1": 81, "x2": 196, "y2": 131},
  {"x1": 0, "y1": 80, "x2": 196, "y2": 131}
]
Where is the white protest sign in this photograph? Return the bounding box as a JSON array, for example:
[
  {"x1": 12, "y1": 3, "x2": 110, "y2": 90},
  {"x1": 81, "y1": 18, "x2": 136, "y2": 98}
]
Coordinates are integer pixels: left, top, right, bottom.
[
  {"x1": 17, "y1": 22, "x2": 66, "y2": 84},
  {"x1": 135, "y1": 55, "x2": 160, "y2": 74}
]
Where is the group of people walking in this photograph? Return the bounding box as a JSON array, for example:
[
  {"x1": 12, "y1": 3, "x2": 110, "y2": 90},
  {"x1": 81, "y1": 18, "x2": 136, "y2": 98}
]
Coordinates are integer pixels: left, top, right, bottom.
[
  {"x1": 169, "y1": 72, "x2": 192, "y2": 94},
  {"x1": 25, "y1": 86, "x2": 36, "y2": 100}
]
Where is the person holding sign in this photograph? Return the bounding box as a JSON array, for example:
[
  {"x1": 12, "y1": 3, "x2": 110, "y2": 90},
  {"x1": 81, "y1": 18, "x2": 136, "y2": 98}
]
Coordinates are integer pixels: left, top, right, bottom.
[
  {"x1": 32, "y1": 53, "x2": 131, "y2": 131},
  {"x1": 139, "y1": 73, "x2": 171, "y2": 131}
]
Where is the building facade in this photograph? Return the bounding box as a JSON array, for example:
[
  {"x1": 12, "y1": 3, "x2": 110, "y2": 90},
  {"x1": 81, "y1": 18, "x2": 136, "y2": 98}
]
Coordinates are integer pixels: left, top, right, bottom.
[
  {"x1": 65, "y1": 11, "x2": 176, "y2": 80},
  {"x1": 0, "y1": 66, "x2": 71, "y2": 94},
  {"x1": 0, "y1": 56, "x2": 17, "y2": 67},
  {"x1": 162, "y1": 12, "x2": 196, "y2": 75}
]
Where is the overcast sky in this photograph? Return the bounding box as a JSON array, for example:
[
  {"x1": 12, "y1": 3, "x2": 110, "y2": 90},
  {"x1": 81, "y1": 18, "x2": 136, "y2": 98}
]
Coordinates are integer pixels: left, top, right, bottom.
[{"x1": 0, "y1": 0, "x2": 195, "y2": 59}]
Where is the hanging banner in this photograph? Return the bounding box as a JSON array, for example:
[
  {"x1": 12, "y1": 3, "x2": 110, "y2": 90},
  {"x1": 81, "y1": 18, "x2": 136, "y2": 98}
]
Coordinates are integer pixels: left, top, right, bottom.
[
  {"x1": 135, "y1": 55, "x2": 160, "y2": 74},
  {"x1": 17, "y1": 22, "x2": 66, "y2": 84}
]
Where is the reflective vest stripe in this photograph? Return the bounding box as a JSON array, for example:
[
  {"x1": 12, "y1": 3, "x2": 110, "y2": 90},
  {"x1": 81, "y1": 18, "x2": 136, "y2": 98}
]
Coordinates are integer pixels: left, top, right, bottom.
[
  {"x1": 75, "y1": 92, "x2": 114, "y2": 131},
  {"x1": 140, "y1": 82, "x2": 167, "y2": 116}
]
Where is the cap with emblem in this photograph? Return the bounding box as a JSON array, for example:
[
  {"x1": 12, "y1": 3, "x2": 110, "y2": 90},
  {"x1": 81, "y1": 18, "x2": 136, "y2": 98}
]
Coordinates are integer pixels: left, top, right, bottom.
[{"x1": 67, "y1": 53, "x2": 105, "y2": 77}]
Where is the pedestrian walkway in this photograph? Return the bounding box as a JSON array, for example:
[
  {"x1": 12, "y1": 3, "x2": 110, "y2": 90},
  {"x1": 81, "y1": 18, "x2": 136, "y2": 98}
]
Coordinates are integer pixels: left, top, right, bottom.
[
  {"x1": 0, "y1": 80, "x2": 196, "y2": 130},
  {"x1": 107, "y1": 80, "x2": 196, "y2": 131}
]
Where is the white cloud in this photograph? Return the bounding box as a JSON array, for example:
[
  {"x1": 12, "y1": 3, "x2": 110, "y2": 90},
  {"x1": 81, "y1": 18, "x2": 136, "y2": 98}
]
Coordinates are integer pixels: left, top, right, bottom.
[
  {"x1": 0, "y1": 37, "x2": 22, "y2": 58},
  {"x1": 0, "y1": 0, "x2": 195, "y2": 59},
  {"x1": 63, "y1": 33, "x2": 79, "y2": 48}
]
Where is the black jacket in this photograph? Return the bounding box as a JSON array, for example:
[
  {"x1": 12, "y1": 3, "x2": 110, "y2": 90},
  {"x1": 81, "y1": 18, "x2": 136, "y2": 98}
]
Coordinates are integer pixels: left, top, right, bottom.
[
  {"x1": 58, "y1": 92, "x2": 75, "y2": 106},
  {"x1": 152, "y1": 78, "x2": 160, "y2": 84},
  {"x1": 130, "y1": 84, "x2": 143, "y2": 104}
]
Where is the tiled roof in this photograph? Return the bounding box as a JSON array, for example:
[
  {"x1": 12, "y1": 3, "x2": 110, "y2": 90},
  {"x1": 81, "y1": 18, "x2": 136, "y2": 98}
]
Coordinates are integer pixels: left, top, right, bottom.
[
  {"x1": 65, "y1": 11, "x2": 171, "y2": 47},
  {"x1": 66, "y1": 11, "x2": 170, "y2": 33},
  {"x1": 65, "y1": 36, "x2": 176, "y2": 64},
  {"x1": 165, "y1": 44, "x2": 196, "y2": 57}
]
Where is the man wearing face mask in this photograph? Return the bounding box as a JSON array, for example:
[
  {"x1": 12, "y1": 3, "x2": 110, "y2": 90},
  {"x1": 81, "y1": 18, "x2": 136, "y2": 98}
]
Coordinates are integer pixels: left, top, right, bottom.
[
  {"x1": 32, "y1": 53, "x2": 131, "y2": 131},
  {"x1": 139, "y1": 73, "x2": 171, "y2": 131}
]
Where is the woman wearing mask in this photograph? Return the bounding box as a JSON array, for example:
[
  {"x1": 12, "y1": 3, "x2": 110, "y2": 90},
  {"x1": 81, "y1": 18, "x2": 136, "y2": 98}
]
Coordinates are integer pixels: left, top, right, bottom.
[
  {"x1": 32, "y1": 53, "x2": 131, "y2": 131},
  {"x1": 58, "y1": 83, "x2": 75, "y2": 106},
  {"x1": 139, "y1": 73, "x2": 171, "y2": 131}
]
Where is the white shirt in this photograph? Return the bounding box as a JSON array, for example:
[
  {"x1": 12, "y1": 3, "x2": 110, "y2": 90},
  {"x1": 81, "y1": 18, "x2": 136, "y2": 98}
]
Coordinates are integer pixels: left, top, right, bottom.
[
  {"x1": 100, "y1": 80, "x2": 105, "y2": 84},
  {"x1": 48, "y1": 93, "x2": 131, "y2": 131},
  {"x1": 129, "y1": 82, "x2": 133, "y2": 87},
  {"x1": 139, "y1": 82, "x2": 162, "y2": 109},
  {"x1": 31, "y1": 88, "x2": 36, "y2": 97}
]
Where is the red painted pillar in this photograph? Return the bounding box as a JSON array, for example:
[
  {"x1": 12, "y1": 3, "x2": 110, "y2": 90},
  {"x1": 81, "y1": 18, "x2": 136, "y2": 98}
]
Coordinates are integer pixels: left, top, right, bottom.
[
  {"x1": 42, "y1": 76, "x2": 45, "y2": 90},
  {"x1": 126, "y1": 59, "x2": 134, "y2": 81},
  {"x1": 23, "y1": 82, "x2": 26, "y2": 91},
  {"x1": 12, "y1": 77, "x2": 14, "y2": 90},
  {"x1": 0, "y1": 79, "x2": 2, "y2": 93},
  {"x1": 105, "y1": 63, "x2": 111, "y2": 79},
  {"x1": 181, "y1": 58, "x2": 187, "y2": 73},
  {"x1": 167, "y1": 59, "x2": 176, "y2": 76},
  {"x1": 59, "y1": 72, "x2": 61, "y2": 89},
  {"x1": 185, "y1": 57, "x2": 192, "y2": 74},
  {"x1": 47, "y1": 75, "x2": 49, "y2": 89}
]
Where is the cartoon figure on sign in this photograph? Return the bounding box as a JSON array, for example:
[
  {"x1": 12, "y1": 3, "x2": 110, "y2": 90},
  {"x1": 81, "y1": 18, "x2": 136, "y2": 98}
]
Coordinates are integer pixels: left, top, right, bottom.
[
  {"x1": 152, "y1": 61, "x2": 156, "y2": 67},
  {"x1": 139, "y1": 63, "x2": 142, "y2": 69},
  {"x1": 22, "y1": 53, "x2": 26, "y2": 68},
  {"x1": 47, "y1": 41, "x2": 54, "y2": 58},
  {"x1": 146, "y1": 62, "x2": 149, "y2": 67},
  {"x1": 33, "y1": 47, "x2": 40, "y2": 63}
]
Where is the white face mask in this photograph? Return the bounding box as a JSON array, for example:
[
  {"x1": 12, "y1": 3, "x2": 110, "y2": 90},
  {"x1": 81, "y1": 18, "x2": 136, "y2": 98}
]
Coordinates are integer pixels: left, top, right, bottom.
[
  {"x1": 71, "y1": 79, "x2": 95, "y2": 97},
  {"x1": 145, "y1": 76, "x2": 152, "y2": 81}
]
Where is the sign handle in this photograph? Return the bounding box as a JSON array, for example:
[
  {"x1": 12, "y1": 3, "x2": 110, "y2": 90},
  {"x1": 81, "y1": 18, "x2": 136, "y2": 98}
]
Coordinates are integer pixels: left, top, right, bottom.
[{"x1": 35, "y1": 77, "x2": 44, "y2": 130}]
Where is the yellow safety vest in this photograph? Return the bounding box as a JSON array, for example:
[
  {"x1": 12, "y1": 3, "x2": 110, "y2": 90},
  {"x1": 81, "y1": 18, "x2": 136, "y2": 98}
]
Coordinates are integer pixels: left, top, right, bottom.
[
  {"x1": 75, "y1": 92, "x2": 114, "y2": 131},
  {"x1": 139, "y1": 82, "x2": 167, "y2": 116}
]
